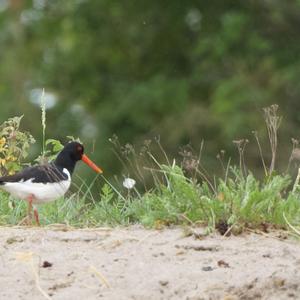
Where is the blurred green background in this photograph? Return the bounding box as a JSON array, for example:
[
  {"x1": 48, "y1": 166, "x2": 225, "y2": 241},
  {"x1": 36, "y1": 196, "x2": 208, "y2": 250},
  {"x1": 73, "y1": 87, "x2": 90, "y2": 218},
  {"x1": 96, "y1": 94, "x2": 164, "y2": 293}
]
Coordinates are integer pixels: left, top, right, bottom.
[{"x1": 1, "y1": 0, "x2": 300, "y2": 182}]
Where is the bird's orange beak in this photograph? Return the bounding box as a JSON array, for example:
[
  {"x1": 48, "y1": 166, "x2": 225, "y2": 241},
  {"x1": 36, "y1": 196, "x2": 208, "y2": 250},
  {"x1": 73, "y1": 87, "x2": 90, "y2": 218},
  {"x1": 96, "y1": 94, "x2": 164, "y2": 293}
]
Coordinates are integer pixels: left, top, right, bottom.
[{"x1": 81, "y1": 154, "x2": 103, "y2": 174}]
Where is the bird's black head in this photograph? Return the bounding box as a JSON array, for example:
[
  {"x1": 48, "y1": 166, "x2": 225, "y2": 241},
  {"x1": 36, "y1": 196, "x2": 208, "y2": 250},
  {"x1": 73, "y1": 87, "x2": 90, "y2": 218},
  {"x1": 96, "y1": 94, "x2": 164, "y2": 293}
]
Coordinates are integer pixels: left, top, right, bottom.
[
  {"x1": 55, "y1": 141, "x2": 102, "y2": 175},
  {"x1": 63, "y1": 141, "x2": 85, "y2": 161}
]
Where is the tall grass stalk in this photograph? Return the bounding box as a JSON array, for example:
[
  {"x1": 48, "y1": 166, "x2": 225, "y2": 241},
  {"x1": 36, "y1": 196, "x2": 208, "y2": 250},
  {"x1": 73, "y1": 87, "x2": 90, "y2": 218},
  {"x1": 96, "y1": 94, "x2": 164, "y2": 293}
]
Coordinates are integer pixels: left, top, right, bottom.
[{"x1": 40, "y1": 88, "x2": 46, "y2": 158}]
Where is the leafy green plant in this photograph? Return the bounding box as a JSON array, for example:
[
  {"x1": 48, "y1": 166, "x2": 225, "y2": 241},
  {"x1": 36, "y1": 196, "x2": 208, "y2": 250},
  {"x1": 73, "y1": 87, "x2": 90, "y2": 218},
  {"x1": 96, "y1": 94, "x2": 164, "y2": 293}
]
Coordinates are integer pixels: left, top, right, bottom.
[
  {"x1": 0, "y1": 116, "x2": 35, "y2": 175},
  {"x1": 35, "y1": 138, "x2": 64, "y2": 164}
]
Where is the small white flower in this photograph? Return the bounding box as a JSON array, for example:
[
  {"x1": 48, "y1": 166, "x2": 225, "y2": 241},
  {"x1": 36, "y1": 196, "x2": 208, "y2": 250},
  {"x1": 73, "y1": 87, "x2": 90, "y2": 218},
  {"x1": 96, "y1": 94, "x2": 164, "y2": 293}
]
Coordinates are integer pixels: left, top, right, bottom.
[{"x1": 123, "y1": 178, "x2": 136, "y2": 189}]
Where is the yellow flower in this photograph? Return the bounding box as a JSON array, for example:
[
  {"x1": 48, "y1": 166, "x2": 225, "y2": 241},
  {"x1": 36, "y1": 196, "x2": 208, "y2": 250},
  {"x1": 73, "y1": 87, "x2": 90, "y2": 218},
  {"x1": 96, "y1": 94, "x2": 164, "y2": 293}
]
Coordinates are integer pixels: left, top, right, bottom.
[
  {"x1": 6, "y1": 155, "x2": 17, "y2": 162},
  {"x1": 0, "y1": 138, "x2": 6, "y2": 151},
  {"x1": 0, "y1": 137, "x2": 6, "y2": 147},
  {"x1": 0, "y1": 158, "x2": 6, "y2": 166}
]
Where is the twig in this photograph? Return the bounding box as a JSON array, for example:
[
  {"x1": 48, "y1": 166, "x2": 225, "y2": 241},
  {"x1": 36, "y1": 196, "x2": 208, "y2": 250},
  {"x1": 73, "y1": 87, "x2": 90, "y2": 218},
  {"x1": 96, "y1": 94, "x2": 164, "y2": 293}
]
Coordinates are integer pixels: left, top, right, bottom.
[
  {"x1": 89, "y1": 265, "x2": 111, "y2": 288},
  {"x1": 30, "y1": 260, "x2": 52, "y2": 300},
  {"x1": 15, "y1": 252, "x2": 51, "y2": 300}
]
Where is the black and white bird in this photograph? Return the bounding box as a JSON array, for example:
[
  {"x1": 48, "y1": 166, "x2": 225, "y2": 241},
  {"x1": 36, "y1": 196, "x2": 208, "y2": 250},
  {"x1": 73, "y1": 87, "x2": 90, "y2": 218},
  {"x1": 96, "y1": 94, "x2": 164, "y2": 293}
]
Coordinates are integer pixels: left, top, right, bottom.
[{"x1": 0, "y1": 141, "x2": 102, "y2": 225}]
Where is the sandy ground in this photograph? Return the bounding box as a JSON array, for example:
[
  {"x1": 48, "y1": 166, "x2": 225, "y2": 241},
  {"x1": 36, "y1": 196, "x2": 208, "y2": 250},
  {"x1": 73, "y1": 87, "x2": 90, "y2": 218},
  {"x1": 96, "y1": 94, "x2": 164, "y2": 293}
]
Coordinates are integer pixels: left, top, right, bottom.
[{"x1": 0, "y1": 226, "x2": 299, "y2": 300}]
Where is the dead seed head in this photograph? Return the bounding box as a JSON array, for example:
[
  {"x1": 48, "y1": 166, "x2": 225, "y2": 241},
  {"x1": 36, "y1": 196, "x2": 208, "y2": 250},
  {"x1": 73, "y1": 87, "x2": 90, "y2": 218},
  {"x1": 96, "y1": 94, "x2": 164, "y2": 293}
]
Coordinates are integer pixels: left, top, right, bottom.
[
  {"x1": 179, "y1": 149, "x2": 199, "y2": 171},
  {"x1": 121, "y1": 143, "x2": 135, "y2": 156},
  {"x1": 233, "y1": 139, "x2": 248, "y2": 150},
  {"x1": 108, "y1": 134, "x2": 119, "y2": 146}
]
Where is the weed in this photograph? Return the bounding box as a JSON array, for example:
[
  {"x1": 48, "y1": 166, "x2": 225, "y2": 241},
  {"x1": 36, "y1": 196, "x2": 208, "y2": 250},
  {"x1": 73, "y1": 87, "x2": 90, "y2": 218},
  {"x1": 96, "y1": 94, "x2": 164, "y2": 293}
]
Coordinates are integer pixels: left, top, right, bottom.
[
  {"x1": 0, "y1": 105, "x2": 300, "y2": 236},
  {"x1": 0, "y1": 116, "x2": 35, "y2": 175}
]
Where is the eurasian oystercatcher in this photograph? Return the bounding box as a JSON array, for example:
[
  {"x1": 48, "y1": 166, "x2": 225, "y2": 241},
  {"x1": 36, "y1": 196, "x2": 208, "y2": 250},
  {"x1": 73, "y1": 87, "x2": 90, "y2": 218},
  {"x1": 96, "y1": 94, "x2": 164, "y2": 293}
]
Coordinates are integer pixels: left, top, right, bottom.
[{"x1": 0, "y1": 141, "x2": 102, "y2": 225}]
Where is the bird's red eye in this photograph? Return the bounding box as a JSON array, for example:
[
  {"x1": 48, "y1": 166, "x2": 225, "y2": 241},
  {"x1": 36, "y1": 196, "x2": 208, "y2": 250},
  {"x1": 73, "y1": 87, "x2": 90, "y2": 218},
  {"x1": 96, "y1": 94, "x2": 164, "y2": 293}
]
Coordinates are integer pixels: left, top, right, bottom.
[{"x1": 77, "y1": 145, "x2": 83, "y2": 153}]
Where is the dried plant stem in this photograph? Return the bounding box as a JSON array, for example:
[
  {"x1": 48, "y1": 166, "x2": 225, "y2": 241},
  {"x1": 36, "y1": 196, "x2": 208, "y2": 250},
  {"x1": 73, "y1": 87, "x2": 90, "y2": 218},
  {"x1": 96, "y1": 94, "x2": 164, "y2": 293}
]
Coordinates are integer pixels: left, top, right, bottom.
[
  {"x1": 195, "y1": 168, "x2": 216, "y2": 194},
  {"x1": 292, "y1": 167, "x2": 300, "y2": 193},
  {"x1": 30, "y1": 260, "x2": 52, "y2": 300},
  {"x1": 16, "y1": 252, "x2": 51, "y2": 300},
  {"x1": 216, "y1": 153, "x2": 225, "y2": 173},
  {"x1": 89, "y1": 265, "x2": 111, "y2": 288},
  {"x1": 224, "y1": 157, "x2": 231, "y2": 185},
  {"x1": 286, "y1": 138, "x2": 299, "y2": 173},
  {"x1": 147, "y1": 151, "x2": 169, "y2": 185},
  {"x1": 283, "y1": 212, "x2": 300, "y2": 237},
  {"x1": 233, "y1": 139, "x2": 248, "y2": 178},
  {"x1": 253, "y1": 131, "x2": 268, "y2": 176},
  {"x1": 110, "y1": 147, "x2": 129, "y2": 173},
  {"x1": 192, "y1": 141, "x2": 216, "y2": 194},
  {"x1": 263, "y1": 104, "x2": 281, "y2": 175},
  {"x1": 155, "y1": 136, "x2": 170, "y2": 166}
]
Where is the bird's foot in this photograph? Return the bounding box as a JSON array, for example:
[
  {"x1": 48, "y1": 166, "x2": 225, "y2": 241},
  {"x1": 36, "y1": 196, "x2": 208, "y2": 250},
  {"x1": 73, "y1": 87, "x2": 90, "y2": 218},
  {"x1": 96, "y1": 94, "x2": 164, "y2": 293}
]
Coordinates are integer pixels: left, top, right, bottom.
[{"x1": 18, "y1": 194, "x2": 40, "y2": 226}]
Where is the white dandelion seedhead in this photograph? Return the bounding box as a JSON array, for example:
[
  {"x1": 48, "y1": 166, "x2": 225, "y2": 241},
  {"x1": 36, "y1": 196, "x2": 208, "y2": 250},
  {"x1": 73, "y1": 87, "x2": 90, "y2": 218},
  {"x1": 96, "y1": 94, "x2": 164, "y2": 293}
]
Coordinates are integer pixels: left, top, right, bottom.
[{"x1": 123, "y1": 178, "x2": 136, "y2": 190}]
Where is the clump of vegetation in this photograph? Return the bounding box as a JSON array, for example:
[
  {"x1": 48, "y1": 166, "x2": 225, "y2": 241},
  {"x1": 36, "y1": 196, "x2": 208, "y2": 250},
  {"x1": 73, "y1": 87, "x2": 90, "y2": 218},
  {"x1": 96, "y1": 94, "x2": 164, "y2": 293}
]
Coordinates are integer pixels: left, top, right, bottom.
[
  {"x1": 0, "y1": 105, "x2": 300, "y2": 237},
  {"x1": 0, "y1": 116, "x2": 35, "y2": 176}
]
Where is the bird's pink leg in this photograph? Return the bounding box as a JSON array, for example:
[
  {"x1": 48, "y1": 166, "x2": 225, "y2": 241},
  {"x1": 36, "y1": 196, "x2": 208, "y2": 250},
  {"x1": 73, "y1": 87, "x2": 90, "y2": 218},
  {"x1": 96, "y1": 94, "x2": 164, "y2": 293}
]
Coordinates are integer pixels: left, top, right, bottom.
[
  {"x1": 27, "y1": 195, "x2": 33, "y2": 224},
  {"x1": 18, "y1": 194, "x2": 36, "y2": 226},
  {"x1": 28, "y1": 194, "x2": 40, "y2": 226},
  {"x1": 33, "y1": 208, "x2": 40, "y2": 226}
]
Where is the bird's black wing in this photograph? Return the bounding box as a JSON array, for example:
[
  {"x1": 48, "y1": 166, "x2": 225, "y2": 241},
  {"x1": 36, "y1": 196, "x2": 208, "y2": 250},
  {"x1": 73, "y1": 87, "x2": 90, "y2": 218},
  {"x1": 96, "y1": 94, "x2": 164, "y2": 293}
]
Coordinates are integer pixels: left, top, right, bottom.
[{"x1": 0, "y1": 163, "x2": 68, "y2": 184}]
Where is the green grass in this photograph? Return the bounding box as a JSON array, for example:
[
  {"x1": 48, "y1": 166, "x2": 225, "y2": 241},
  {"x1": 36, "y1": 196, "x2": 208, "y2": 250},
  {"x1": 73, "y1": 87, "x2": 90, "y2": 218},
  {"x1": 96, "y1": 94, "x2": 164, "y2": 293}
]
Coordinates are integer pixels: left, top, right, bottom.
[
  {"x1": 1, "y1": 105, "x2": 300, "y2": 235},
  {"x1": 1, "y1": 162, "x2": 300, "y2": 235}
]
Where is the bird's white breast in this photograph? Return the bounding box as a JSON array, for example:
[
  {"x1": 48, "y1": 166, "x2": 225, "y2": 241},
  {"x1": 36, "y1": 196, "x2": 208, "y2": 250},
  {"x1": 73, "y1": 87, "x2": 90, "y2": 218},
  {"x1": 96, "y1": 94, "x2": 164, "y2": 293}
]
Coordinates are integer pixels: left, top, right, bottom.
[{"x1": 1, "y1": 168, "x2": 71, "y2": 204}]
